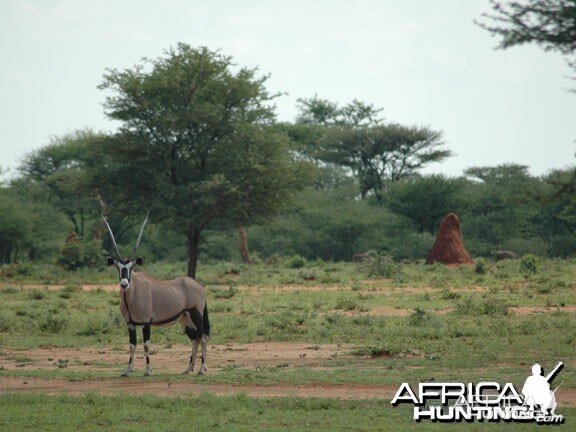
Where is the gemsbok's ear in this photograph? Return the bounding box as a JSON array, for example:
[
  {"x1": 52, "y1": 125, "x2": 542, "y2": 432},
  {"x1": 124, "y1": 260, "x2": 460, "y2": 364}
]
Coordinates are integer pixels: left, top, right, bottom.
[
  {"x1": 135, "y1": 257, "x2": 144, "y2": 266},
  {"x1": 106, "y1": 257, "x2": 115, "y2": 267}
]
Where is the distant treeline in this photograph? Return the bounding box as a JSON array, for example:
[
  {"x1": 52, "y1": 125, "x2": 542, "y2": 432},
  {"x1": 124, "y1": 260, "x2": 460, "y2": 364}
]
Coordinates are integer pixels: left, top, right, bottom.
[{"x1": 0, "y1": 45, "x2": 574, "y2": 272}]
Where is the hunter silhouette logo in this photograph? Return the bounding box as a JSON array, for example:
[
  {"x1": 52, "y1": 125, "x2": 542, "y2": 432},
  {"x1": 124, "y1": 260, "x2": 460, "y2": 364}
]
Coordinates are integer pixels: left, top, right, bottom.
[
  {"x1": 522, "y1": 362, "x2": 563, "y2": 416},
  {"x1": 391, "y1": 361, "x2": 564, "y2": 424}
]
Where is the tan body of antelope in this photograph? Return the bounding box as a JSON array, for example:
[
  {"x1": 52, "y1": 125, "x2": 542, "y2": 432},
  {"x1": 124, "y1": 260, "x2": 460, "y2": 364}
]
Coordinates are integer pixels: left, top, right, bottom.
[{"x1": 103, "y1": 214, "x2": 210, "y2": 376}]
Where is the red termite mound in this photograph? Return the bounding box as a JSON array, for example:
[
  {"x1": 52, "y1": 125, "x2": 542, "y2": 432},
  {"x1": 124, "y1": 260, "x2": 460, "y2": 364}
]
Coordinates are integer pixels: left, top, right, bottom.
[{"x1": 426, "y1": 213, "x2": 473, "y2": 266}]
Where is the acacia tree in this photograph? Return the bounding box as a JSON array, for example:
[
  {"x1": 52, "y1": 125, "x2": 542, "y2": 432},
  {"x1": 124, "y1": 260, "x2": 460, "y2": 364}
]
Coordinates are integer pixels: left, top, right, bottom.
[
  {"x1": 476, "y1": 0, "x2": 576, "y2": 75},
  {"x1": 98, "y1": 44, "x2": 305, "y2": 277},
  {"x1": 318, "y1": 124, "x2": 450, "y2": 205},
  {"x1": 386, "y1": 175, "x2": 465, "y2": 234},
  {"x1": 20, "y1": 129, "x2": 107, "y2": 238},
  {"x1": 293, "y1": 97, "x2": 451, "y2": 204}
]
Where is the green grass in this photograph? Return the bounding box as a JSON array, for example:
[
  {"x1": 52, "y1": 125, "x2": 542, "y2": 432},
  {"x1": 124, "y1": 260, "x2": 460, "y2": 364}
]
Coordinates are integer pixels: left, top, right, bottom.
[
  {"x1": 0, "y1": 393, "x2": 573, "y2": 432},
  {"x1": 1, "y1": 258, "x2": 575, "y2": 430}
]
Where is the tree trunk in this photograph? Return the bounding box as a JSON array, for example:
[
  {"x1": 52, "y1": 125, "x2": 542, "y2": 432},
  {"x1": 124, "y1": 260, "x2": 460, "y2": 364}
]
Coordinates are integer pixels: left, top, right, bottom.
[
  {"x1": 237, "y1": 223, "x2": 252, "y2": 264},
  {"x1": 186, "y1": 228, "x2": 201, "y2": 278},
  {"x1": 94, "y1": 189, "x2": 109, "y2": 240}
]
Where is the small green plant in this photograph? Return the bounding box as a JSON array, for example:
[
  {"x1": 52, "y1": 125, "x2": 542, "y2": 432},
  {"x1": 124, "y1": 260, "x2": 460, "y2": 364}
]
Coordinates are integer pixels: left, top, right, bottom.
[
  {"x1": 334, "y1": 297, "x2": 358, "y2": 311},
  {"x1": 475, "y1": 258, "x2": 488, "y2": 275},
  {"x1": 440, "y1": 289, "x2": 460, "y2": 300},
  {"x1": 454, "y1": 296, "x2": 509, "y2": 316},
  {"x1": 0, "y1": 286, "x2": 19, "y2": 294},
  {"x1": 407, "y1": 307, "x2": 436, "y2": 326},
  {"x1": 211, "y1": 286, "x2": 238, "y2": 299},
  {"x1": 520, "y1": 254, "x2": 539, "y2": 274},
  {"x1": 360, "y1": 252, "x2": 400, "y2": 278},
  {"x1": 0, "y1": 313, "x2": 12, "y2": 331},
  {"x1": 27, "y1": 289, "x2": 46, "y2": 300},
  {"x1": 38, "y1": 314, "x2": 68, "y2": 333}
]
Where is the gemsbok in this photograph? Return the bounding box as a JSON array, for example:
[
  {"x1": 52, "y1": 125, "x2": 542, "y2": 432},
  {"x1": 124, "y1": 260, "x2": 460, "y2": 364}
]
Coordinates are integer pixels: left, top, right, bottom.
[{"x1": 103, "y1": 213, "x2": 210, "y2": 376}]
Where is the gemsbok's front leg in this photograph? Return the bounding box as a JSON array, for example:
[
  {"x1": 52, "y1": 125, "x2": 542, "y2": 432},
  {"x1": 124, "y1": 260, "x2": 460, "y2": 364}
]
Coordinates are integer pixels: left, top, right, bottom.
[
  {"x1": 143, "y1": 323, "x2": 152, "y2": 376},
  {"x1": 122, "y1": 325, "x2": 137, "y2": 376}
]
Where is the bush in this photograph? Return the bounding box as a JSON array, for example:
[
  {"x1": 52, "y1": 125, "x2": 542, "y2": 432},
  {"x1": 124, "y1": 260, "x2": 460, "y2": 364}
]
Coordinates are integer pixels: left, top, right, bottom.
[
  {"x1": 454, "y1": 297, "x2": 509, "y2": 316},
  {"x1": 58, "y1": 239, "x2": 103, "y2": 270},
  {"x1": 475, "y1": 258, "x2": 488, "y2": 275},
  {"x1": 0, "y1": 312, "x2": 12, "y2": 331},
  {"x1": 38, "y1": 314, "x2": 68, "y2": 333},
  {"x1": 407, "y1": 308, "x2": 429, "y2": 326},
  {"x1": 520, "y1": 254, "x2": 540, "y2": 274},
  {"x1": 286, "y1": 254, "x2": 306, "y2": 269},
  {"x1": 360, "y1": 252, "x2": 400, "y2": 278},
  {"x1": 211, "y1": 286, "x2": 238, "y2": 299}
]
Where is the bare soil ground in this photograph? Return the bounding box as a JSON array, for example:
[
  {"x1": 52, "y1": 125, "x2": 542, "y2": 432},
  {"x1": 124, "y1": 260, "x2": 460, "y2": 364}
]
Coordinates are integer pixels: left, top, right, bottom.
[
  {"x1": 1, "y1": 342, "x2": 576, "y2": 406},
  {"x1": 1, "y1": 284, "x2": 574, "y2": 402},
  {"x1": 0, "y1": 342, "x2": 394, "y2": 400}
]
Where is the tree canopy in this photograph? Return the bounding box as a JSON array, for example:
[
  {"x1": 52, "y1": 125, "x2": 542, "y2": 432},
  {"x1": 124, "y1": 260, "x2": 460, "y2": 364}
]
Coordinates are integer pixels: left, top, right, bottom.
[{"x1": 98, "y1": 44, "x2": 307, "y2": 277}]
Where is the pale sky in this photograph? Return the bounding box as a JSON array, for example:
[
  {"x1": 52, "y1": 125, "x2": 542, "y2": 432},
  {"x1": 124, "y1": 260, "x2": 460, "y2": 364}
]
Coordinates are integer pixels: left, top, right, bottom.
[{"x1": 1, "y1": 0, "x2": 575, "y2": 180}]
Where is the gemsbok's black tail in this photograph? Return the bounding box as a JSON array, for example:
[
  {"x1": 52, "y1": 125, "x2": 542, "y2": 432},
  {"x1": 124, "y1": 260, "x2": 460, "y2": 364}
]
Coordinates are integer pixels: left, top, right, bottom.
[{"x1": 203, "y1": 303, "x2": 210, "y2": 337}]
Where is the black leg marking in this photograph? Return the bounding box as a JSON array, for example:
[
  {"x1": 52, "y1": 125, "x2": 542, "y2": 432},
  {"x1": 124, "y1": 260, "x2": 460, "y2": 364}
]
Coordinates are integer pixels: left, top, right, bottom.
[
  {"x1": 184, "y1": 308, "x2": 204, "y2": 341},
  {"x1": 143, "y1": 322, "x2": 152, "y2": 375},
  {"x1": 143, "y1": 323, "x2": 151, "y2": 343},
  {"x1": 185, "y1": 325, "x2": 200, "y2": 341},
  {"x1": 190, "y1": 308, "x2": 204, "y2": 337},
  {"x1": 129, "y1": 326, "x2": 137, "y2": 345}
]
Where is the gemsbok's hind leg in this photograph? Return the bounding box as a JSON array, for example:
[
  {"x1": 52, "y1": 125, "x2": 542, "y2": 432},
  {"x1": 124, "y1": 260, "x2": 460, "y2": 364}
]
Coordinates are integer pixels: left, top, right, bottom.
[
  {"x1": 184, "y1": 337, "x2": 199, "y2": 374},
  {"x1": 184, "y1": 308, "x2": 206, "y2": 375},
  {"x1": 122, "y1": 325, "x2": 137, "y2": 377},
  {"x1": 198, "y1": 334, "x2": 207, "y2": 375},
  {"x1": 143, "y1": 323, "x2": 152, "y2": 376}
]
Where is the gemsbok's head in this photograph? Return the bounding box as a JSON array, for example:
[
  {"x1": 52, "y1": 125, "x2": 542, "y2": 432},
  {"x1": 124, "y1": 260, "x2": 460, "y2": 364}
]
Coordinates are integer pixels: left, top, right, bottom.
[{"x1": 102, "y1": 213, "x2": 148, "y2": 290}]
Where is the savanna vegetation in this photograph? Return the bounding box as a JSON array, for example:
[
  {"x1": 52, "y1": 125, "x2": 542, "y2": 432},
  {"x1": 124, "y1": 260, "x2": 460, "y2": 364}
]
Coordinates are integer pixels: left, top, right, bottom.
[{"x1": 1, "y1": 1, "x2": 576, "y2": 429}]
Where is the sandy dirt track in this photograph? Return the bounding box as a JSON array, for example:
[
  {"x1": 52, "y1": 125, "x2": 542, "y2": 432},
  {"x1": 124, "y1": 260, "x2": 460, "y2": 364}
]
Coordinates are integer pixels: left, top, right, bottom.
[
  {"x1": 1, "y1": 284, "x2": 574, "y2": 402},
  {"x1": 1, "y1": 342, "x2": 575, "y2": 406}
]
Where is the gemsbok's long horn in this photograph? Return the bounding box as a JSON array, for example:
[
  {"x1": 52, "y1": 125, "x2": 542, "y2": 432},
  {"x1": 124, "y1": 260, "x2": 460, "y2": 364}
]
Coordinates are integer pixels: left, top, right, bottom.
[
  {"x1": 102, "y1": 214, "x2": 123, "y2": 260},
  {"x1": 130, "y1": 212, "x2": 149, "y2": 259}
]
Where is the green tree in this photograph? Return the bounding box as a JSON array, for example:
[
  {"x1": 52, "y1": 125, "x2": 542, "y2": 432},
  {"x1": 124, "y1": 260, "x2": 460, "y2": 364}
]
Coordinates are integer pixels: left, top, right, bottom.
[
  {"x1": 385, "y1": 175, "x2": 465, "y2": 234},
  {"x1": 477, "y1": 0, "x2": 576, "y2": 76},
  {"x1": 20, "y1": 129, "x2": 105, "y2": 237},
  {"x1": 98, "y1": 44, "x2": 306, "y2": 277},
  {"x1": 461, "y1": 164, "x2": 543, "y2": 255},
  {"x1": 318, "y1": 124, "x2": 451, "y2": 204},
  {"x1": 296, "y1": 96, "x2": 384, "y2": 127}
]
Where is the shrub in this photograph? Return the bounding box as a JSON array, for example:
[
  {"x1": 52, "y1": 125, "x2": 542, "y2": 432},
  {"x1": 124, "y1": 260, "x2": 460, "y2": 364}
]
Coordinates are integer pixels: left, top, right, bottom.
[
  {"x1": 454, "y1": 297, "x2": 509, "y2": 316},
  {"x1": 474, "y1": 258, "x2": 488, "y2": 275},
  {"x1": 58, "y1": 239, "x2": 103, "y2": 270},
  {"x1": 0, "y1": 313, "x2": 12, "y2": 331},
  {"x1": 0, "y1": 286, "x2": 19, "y2": 294},
  {"x1": 285, "y1": 254, "x2": 306, "y2": 269},
  {"x1": 38, "y1": 314, "x2": 68, "y2": 333},
  {"x1": 360, "y1": 252, "x2": 400, "y2": 278},
  {"x1": 334, "y1": 297, "x2": 358, "y2": 311},
  {"x1": 211, "y1": 286, "x2": 238, "y2": 299},
  {"x1": 520, "y1": 254, "x2": 539, "y2": 274},
  {"x1": 27, "y1": 289, "x2": 46, "y2": 300}
]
